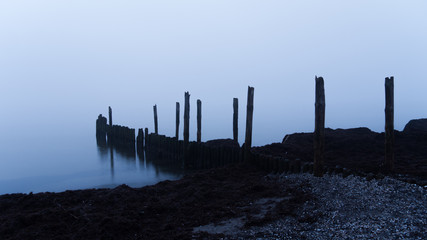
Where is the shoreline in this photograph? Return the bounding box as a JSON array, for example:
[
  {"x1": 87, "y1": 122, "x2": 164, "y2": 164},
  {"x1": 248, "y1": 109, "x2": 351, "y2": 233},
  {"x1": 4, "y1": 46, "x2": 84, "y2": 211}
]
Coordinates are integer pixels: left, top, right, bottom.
[
  {"x1": 1, "y1": 121, "x2": 427, "y2": 239},
  {"x1": 1, "y1": 163, "x2": 425, "y2": 239}
]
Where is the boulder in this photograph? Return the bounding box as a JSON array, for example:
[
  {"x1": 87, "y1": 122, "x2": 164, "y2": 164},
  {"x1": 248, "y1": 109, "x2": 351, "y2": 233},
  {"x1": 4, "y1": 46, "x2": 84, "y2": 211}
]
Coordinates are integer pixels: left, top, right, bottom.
[{"x1": 403, "y1": 118, "x2": 427, "y2": 134}]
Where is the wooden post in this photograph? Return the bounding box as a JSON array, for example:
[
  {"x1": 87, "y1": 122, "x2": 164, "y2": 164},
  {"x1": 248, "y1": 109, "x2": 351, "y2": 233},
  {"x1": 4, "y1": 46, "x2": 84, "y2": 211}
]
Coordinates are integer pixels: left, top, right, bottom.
[
  {"x1": 108, "y1": 106, "x2": 112, "y2": 127},
  {"x1": 197, "y1": 99, "x2": 202, "y2": 143},
  {"x1": 144, "y1": 128, "x2": 149, "y2": 148},
  {"x1": 244, "y1": 86, "x2": 254, "y2": 161},
  {"x1": 176, "y1": 102, "x2": 180, "y2": 139},
  {"x1": 314, "y1": 76, "x2": 325, "y2": 177},
  {"x1": 233, "y1": 98, "x2": 238, "y2": 142},
  {"x1": 137, "y1": 128, "x2": 144, "y2": 149},
  {"x1": 183, "y1": 92, "x2": 190, "y2": 163},
  {"x1": 153, "y1": 105, "x2": 158, "y2": 134},
  {"x1": 384, "y1": 76, "x2": 394, "y2": 172}
]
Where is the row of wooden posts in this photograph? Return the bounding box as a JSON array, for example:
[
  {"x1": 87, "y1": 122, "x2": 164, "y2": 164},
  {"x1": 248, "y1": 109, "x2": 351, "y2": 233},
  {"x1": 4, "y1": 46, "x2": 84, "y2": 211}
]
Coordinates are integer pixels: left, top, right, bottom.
[
  {"x1": 147, "y1": 87, "x2": 255, "y2": 168},
  {"x1": 96, "y1": 76, "x2": 396, "y2": 175},
  {"x1": 144, "y1": 134, "x2": 242, "y2": 169}
]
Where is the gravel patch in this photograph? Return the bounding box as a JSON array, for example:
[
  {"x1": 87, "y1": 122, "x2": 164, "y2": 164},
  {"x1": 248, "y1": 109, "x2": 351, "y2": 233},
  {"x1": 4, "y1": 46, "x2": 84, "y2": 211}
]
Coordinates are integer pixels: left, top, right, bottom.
[{"x1": 223, "y1": 173, "x2": 427, "y2": 239}]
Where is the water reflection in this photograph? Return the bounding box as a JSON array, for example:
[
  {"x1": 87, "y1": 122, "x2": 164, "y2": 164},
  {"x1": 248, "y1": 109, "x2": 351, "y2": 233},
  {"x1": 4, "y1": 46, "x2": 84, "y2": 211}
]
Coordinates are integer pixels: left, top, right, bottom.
[
  {"x1": 110, "y1": 147, "x2": 114, "y2": 179},
  {"x1": 96, "y1": 133, "x2": 185, "y2": 184}
]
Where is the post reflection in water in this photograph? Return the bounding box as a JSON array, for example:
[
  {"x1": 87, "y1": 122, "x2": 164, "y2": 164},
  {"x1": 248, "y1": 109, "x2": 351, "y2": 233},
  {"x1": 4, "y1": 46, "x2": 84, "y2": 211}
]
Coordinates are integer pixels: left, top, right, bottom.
[
  {"x1": 110, "y1": 147, "x2": 114, "y2": 179},
  {"x1": 96, "y1": 132, "x2": 185, "y2": 188}
]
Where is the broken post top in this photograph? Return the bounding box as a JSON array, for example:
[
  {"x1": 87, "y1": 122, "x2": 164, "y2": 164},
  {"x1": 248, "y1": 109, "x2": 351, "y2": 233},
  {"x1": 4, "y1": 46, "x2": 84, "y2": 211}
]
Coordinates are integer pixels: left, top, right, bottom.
[
  {"x1": 385, "y1": 76, "x2": 394, "y2": 110},
  {"x1": 246, "y1": 86, "x2": 254, "y2": 108},
  {"x1": 385, "y1": 76, "x2": 394, "y2": 84},
  {"x1": 315, "y1": 76, "x2": 325, "y2": 106},
  {"x1": 183, "y1": 91, "x2": 190, "y2": 144},
  {"x1": 108, "y1": 106, "x2": 112, "y2": 126},
  {"x1": 184, "y1": 92, "x2": 190, "y2": 119},
  {"x1": 233, "y1": 98, "x2": 238, "y2": 142},
  {"x1": 153, "y1": 104, "x2": 158, "y2": 134},
  {"x1": 197, "y1": 99, "x2": 202, "y2": 143}
]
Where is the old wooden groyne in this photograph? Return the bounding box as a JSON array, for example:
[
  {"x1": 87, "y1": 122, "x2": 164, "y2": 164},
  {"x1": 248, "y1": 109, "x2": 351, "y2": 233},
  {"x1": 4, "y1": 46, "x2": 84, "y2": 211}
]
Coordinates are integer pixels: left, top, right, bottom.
[
  {"x1": 96, "y1": 112, "x2": 136, "y2": 155},
  {"x1": 96, "y1": 76, "x2": 397, "y2": 174}
]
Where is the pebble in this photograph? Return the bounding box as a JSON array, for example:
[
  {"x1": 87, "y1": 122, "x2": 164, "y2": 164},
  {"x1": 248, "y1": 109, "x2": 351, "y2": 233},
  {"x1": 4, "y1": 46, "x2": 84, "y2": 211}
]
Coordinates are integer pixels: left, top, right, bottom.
[{"x1": 224, "y1": 173, "x2": 427, "y2": 239}]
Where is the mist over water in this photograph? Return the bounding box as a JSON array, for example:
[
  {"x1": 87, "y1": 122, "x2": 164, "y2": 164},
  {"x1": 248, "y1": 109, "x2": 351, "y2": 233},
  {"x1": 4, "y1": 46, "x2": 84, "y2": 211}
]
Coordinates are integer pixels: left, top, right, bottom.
[{"x1": 1, "y1": 0, "x2": 426, "y2": 193}]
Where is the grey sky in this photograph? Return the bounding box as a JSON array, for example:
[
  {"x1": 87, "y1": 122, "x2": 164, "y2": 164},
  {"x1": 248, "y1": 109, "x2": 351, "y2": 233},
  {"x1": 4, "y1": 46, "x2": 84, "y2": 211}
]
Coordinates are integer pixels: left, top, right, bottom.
[{"x1": 1, "y1": 1, "x2": 426, "y2": 146}]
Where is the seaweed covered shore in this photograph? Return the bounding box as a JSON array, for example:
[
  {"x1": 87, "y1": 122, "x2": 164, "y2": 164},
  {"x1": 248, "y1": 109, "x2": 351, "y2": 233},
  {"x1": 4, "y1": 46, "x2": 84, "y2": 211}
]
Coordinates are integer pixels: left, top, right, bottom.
[{"x1": 0, "y1": 164, "x2": 311, "y2": 239}]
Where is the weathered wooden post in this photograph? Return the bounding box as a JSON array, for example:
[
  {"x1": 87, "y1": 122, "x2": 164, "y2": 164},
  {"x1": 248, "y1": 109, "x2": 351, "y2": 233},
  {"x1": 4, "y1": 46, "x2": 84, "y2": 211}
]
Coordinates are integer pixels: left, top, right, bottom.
[
  {"x1": 96, "y1": 114, "x2": 107, "y2": 137},
  {"x1": 153, "y1": 105, "x2": 158, "y2": 134},
  {"x1": 384, "y1": 76, "x2": 394, "y2": 172},
  {"x1": 176, "y1": 102, "x2": 180, "y2": 139},
  {"x1": 137, "y1": 128, "x2": 144, "y2": 149},
  {"x1": 233, "y1": 98, "x2": 238, "y2": 142},
  {"x1": 144, "y1": 128, "x2": 149, "y2": 149},
  {"x1": 183, "y1": 92, "x2": 190, "y2": 163},
  {"x1": 314, "y1": 76, "x2": 325, "y2": 177},
  {"x1": 197, "y1": 99, "x2": 202, "y2": 143},
  {"x1": 244, "y1": 86, "x2": 254, "y2": 161},
  {"x1": 108, "y1": 106, "x2": 113, "y2": 127}
]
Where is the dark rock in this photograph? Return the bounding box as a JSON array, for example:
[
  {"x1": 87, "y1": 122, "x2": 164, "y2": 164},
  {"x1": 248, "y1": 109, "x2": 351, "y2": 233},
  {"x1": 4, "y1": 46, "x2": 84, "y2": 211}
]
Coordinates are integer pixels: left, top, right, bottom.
[
  {"x1": 335, "y1": 166, "x2": 344, "y2": 174},
  {"x1": 205, "y1": 139, "x2": 240, "y2": 149},
  {"x1": 375, "y1": 173, "x2": 385, "y2": 180},
  {"x1": 253, "y1": 119, "x2": 427, "y2": 184},
  {"x1": 403, "y1": 118, "x2": 427, "y2": 134},
  {"x1": 342, "y1": 168, "x2": 351, "y2": 178},
  {"x1": 366, "y1": 173, "x2": 375, "y2": 181}
]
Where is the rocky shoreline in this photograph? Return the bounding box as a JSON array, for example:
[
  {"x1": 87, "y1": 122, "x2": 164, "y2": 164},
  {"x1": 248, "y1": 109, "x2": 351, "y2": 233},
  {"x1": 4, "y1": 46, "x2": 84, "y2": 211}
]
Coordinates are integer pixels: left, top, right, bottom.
[
  {"x1": 0, "y1": 164, "x2": 312, "y2": 240},
  {"x1": 1, "y1": 119, "x2": 427, "y2": 239},
  {"x1": 1, "y1": 164, "x2": 425, "y2": 239},
  {"x1": 225, "y1": 173, "x2": 426, "y2": 239}
]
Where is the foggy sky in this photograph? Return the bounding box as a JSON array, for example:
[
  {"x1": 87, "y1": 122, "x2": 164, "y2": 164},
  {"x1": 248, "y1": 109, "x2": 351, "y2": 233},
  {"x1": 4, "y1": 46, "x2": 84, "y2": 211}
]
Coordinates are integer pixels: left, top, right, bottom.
[{"x1": 1, "y1": 0, "x2": 426, "y2": 146}]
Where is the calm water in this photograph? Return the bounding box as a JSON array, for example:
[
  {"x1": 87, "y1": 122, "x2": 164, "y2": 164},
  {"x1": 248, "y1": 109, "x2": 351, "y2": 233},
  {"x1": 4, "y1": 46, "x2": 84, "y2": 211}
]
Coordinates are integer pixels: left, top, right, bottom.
[{"x1": 0, "y1": 128, "x2": 184, "y2": 195}]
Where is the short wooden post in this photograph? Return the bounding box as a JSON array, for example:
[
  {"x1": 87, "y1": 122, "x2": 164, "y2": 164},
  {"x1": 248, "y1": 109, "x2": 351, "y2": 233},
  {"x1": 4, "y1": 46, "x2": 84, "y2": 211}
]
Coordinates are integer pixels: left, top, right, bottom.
[
  {"x1": 144, "y1": 128, "x2": 149, "y2": 148},
  {"x1": 314, "y1": 76, "x2": 325, "y2": 177},
  {"x1": 244, "y1": 86, "x2": 254, "y2": 161},
  {"x1": 108, "y1": 106, "x2": 113, "y2": 127},
  {"x1": 183, "y1": 92, "x2": 190, "y2": 163},
  {"x1": 137, "y1": 128, "x2": 144, "y2": 149},
  {"x1": 197, "y1": 99, "x2": 202, "y2": 143},
  {"x1": 233, "y1": 98, "x2": 238, "y2": 142},
  {"x1": 153, "y1": 105, "x2": 158, "y2": 134},
  {"x1": 176, "y1": 102, "x2": 180, "y2": 139},
  {"x1": 384, "y1": 76, "x2": 394, "y2": 172}
]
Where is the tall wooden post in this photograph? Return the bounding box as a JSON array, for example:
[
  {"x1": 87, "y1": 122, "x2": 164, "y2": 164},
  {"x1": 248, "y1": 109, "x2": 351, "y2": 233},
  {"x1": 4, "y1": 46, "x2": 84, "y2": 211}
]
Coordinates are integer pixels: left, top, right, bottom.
[
  {"x1": 233, "y1": 98, "x2": 238, "y2": 142},
  {"x1": 183, "y1": 92, "x2": 190, "y2": 162},
  {"x1": 314, "y1": 76, "x2": 325, "y2": 177},
  {"x1": 197, "y1": 99, "x2": 202, "y2": 143},
  {"x1": 153, "y1": 105, "x2": 158, "y2": 134},
  {"x1": 244, "y1": 86, "x2": 254, "y2": 161},
  {"x1": 384, "y1": 76, "x2": 394, "y2": 172},
  {"x1": 176, "y1": 102, "x2": 180, "y2": 139},
  {"x1": 108, "y1": 106, "x2": 112, "y2": 127}
]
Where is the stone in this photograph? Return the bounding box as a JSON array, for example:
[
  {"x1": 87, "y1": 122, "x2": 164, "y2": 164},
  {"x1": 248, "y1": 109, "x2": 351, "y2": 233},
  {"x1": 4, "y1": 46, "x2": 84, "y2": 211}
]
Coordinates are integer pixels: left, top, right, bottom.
[{"x1": 403, "y1": 118, "x2": 427, "y2": 134}]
